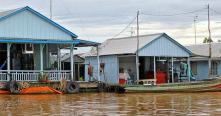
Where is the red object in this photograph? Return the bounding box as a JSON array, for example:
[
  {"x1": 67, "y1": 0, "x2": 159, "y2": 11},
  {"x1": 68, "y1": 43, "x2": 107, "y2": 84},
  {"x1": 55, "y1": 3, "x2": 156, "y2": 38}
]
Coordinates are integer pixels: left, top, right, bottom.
[
  {"x1": 21, "y1": 86, "x2": 63, "y2": 94},
  {"x1": 146, "y1": 71, "x2": 154, "y2": 79},
  {"x1": 211, "y1": 84, "x2": 221, "y2": 88},
  {"x1": 156, "y1": 71, "x2": 167, "y2": 84},
  {"x1": 119, "y1": 79, "x2": 126, "y2": 85},
  {"x1": 0, "y1": 90, "x2": 10, "y2": 94},
  {"x1": 88, "y1": 65, "x2": 93, "y2": 76},
  {"x1": 146, "y1": 71, "x2": 167, "y2": 84}
]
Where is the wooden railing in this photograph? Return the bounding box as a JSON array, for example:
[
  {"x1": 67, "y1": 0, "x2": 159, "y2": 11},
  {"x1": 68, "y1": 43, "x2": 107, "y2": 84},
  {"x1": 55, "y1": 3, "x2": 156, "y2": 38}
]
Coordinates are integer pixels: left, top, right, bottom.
[{"x1": 0, "y1": 70, "x2": 71, "y2": 82}]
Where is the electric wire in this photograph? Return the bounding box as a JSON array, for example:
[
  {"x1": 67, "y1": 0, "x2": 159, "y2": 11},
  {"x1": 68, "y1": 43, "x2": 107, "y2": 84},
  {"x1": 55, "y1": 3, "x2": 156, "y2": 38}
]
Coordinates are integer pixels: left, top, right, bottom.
[
  {"x1": 111, "y1": 16, "x2": 137, "y2": 38},
  {"x1": 140, "y1": 8, "x2": 206, "y2": 16},
  {"x1": 210, "y1": 8, "x2": 221, "y2": 15}
]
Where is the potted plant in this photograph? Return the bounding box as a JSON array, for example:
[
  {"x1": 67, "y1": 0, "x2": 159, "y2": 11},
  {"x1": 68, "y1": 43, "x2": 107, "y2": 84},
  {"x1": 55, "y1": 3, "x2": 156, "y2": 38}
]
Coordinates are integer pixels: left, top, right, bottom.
[{"x1": 38, "y1": 73, "x2": 49, "y2": 82}]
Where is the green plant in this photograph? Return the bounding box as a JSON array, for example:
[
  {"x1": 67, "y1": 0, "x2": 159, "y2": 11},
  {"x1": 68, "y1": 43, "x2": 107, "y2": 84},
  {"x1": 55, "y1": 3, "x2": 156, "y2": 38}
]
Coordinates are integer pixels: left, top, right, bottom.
[{"x1": 38, "y1": 73, "x2": 49, "y2": 81}]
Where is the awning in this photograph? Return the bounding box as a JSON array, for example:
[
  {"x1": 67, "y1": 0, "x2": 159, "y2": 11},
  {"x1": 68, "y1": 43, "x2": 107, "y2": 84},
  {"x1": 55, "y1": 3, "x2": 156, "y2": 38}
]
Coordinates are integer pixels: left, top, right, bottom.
[
  {"x1": 0, "y1": 38, "x2": 79, "y2": 44},
  {"x1": 0, "y1": 38, "x2": 100, "y2": 46}
]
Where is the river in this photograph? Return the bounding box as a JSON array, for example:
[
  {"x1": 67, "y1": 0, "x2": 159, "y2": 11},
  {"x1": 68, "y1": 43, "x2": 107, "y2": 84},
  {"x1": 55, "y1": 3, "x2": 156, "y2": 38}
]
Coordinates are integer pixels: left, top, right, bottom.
[{"x1": 0, "y1": 92, "x2": 221, "y2": 116}]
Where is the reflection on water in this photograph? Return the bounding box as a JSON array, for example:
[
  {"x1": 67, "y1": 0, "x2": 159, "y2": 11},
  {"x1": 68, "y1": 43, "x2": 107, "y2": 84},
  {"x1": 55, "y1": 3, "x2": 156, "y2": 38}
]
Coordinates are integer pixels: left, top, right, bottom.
[{"x1": 0, "y1": 92, "x2": 221, "y2": 115}]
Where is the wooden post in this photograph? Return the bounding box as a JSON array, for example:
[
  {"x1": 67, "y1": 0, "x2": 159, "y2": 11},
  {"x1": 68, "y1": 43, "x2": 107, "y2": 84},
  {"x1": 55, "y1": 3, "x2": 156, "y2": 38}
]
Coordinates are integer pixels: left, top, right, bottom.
[
  {"x1": 97, "y1": 46, "x2": 100, "y2": 82},
  {"x1": 78, "y1": 64, "x2": 80, "y2": 80},
  {"x1": 154, "y1": 56, "x2": 156, "y2": 80},
  {"x1": 7, "y1": 43, "x2": 11, "y2": 81},
  {"x1": 70, "y1": 44, "x2": 74, "y2": 81},
  {"x1": 40, "y1": 44, "x2": 45, "y2": 74},
  {"x1": 57, "y1": 45, "x2": 61, "y2": 70},
  {"x1": 171, "y1": 57, "x2": 174, "y2": 83},
  {"x1": 187, "y1": 57, "x2": 191, "y2": 82}
]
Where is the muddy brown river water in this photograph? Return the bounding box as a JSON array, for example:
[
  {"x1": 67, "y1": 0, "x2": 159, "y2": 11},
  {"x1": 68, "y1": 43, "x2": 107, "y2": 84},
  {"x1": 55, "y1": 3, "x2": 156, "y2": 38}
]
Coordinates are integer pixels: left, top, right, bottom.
[{"x1": 0, "y1": 92, "x2": 221, "y2": 116}]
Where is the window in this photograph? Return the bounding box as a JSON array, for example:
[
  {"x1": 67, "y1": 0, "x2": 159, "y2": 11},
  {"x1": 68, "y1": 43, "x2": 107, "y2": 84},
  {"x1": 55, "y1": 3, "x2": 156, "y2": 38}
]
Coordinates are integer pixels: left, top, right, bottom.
[
  {"x1": 211, "y1": 61, "x2": 218, "y2": 75},
  {"x1": 191, "y1": 62, "x2": 197, "y2": 75}
]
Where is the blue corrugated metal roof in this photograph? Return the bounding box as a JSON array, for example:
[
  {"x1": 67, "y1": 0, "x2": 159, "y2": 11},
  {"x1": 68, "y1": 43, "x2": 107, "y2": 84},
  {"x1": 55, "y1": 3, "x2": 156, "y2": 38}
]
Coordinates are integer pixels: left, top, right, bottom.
[{"x1": 0, "y1": 6, "x2": 78, "y2": 38}]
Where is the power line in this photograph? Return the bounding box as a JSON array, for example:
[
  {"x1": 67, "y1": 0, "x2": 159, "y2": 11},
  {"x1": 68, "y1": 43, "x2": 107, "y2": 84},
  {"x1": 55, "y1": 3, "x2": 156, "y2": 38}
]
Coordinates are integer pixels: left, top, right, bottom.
[
  {"x1": 140, "y1": 8, "x2": 206, "y2": 16},
  {"x1": 210, "y1": 8, "x2": 221, "y2": 15},
  {"x1": 111, "y1": 16, "x2": 136, "y2": 38}
]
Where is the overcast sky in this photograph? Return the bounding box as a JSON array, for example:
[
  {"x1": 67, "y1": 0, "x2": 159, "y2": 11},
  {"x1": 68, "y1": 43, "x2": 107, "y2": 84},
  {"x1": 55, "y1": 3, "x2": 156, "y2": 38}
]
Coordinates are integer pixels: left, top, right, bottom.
[{"x1": 1, "y1": 0, "x2": 221, "y2": 46}]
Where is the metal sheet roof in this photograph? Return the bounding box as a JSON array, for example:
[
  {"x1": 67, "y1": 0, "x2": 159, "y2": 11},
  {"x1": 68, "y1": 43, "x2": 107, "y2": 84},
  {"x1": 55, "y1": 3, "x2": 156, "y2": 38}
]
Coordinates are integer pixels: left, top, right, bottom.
[
  {"x1": 0, "y1": 6, "x2": 99, "y2": 47},
  {"x1": 0, "y1": 8, "x2": 22, "y2": 17},
  {"x1": 0, "y1": 6, "x2": 78, "y2": 38},
  {"x1": 186, "y1": 43, "x2": 221, "y2": 58},
  {"x1": 98, "y1": 33, "x2": 163, "y2": 55}
]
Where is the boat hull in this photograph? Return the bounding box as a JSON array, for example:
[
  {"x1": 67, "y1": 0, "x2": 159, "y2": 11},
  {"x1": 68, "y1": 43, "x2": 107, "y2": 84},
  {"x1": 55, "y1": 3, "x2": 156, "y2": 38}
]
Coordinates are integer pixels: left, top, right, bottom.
[{"x1": 125, "y1": 79, "x2": 221, "y2": 93}]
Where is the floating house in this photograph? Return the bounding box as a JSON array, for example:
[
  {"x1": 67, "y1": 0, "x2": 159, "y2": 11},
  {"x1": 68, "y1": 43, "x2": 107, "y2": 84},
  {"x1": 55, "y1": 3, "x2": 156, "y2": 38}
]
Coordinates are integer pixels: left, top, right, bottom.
[
  {"x1": 85, "y1": 33, "x2": 193, "y2": 85},
  {"x1": 187, "y1": 43, "x2": 221, "y2": 80},
  {"x1": 0, "y1": 6, "x2": 98, "y2": 82}
]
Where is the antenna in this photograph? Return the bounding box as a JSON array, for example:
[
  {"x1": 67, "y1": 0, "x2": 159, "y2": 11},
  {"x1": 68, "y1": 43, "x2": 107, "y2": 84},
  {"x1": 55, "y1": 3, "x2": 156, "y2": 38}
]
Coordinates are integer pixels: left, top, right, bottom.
[
  {"x1": 50, "y1": 0, "x2": 52, "y2": 19},
  {"x1": 194, "y1": 15, "x2": 198, "y2": 44}
]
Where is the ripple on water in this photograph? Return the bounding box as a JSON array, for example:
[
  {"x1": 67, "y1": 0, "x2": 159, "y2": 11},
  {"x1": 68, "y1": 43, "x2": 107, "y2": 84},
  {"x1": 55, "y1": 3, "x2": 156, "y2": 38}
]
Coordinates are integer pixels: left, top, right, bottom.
[{"x1": 0, "y1": 93, "x2": 221, "y2": 115}]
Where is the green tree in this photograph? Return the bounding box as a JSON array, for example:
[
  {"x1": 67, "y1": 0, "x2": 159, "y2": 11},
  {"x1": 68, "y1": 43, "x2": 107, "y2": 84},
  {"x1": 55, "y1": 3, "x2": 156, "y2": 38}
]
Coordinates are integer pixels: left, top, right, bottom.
[{"x1": 203, "y1": 37, "x2": 213, "y2": 43}]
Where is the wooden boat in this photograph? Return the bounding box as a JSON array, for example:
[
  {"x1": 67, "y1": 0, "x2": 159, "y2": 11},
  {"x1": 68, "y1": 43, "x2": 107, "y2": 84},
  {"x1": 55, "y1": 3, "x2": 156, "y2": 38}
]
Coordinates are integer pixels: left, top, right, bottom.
[{"x1": 125, "y1": 78, "x2": 221, "y2": 93}]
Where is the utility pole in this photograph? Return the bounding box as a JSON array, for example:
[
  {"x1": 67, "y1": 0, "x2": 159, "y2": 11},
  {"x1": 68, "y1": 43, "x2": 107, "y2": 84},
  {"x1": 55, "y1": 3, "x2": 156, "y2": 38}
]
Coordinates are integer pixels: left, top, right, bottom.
[
  {"x1": 208, "y1": 4, "x2": 212, "y2": 77},
  {"x1": 50, "y1": 0, "x2": 52, "y2": 19},
  {"x1": 136, "y1": 11, "x2": 140, "y2": 82},
  {"x1": 194, "y1": 15, "x2": 198, "y2": 44}
]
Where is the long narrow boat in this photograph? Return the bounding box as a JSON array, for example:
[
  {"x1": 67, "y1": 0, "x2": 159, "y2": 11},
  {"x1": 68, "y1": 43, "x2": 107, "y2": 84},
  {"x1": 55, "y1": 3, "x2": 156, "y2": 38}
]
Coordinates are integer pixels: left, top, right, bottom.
[{"x1": 125, "y1": 78, "x2": 221, "y2": 93}]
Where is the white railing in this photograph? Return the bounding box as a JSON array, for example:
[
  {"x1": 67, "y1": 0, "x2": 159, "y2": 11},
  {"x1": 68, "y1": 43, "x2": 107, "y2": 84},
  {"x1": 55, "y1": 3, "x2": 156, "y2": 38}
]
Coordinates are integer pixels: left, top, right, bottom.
[
  {"x1": 0, "y1": 70, "x2": 7, "y2": 81},
  {"x1": 44, "y1": 70, "x2": 71, "y2": 81},
  {"x1": 0, "y1": 70, "x2": 71, "y2": 82}
]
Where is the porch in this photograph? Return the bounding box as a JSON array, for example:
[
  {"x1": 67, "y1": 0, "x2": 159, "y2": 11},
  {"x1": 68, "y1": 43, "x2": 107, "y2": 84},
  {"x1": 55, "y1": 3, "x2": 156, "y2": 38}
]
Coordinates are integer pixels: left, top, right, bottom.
[
  {"x1": 0, "y1": 70, "x2": 70, "y2": 82},
  {"x1": 118, "y1": 55, "x2": 192, "y2": 85},
  {"x1": 0, "y1": 40, "x2": 99, "y2": 82}
]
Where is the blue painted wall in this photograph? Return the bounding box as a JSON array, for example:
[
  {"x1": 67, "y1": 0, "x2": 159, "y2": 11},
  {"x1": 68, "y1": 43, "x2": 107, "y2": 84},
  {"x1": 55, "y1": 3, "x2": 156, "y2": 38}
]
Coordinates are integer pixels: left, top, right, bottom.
[
  {"x1": 138, "y1": 36, "x2": 190, "y2": 57},
  {"x1": 192, "y1": 61, "x2": 209, "y2": 80},
  {"x1": 0, "y1": 10, "x2": 72, "y2": 41},
  {"x1": 192, "y1": 60, "x2": 221, "y2": 80},
  {"x1": 85, "y1": 55, "x2": 119, "y2": 84},
  {"x1": 217, "y1": 61, "x2": 221, "y2": 75}
]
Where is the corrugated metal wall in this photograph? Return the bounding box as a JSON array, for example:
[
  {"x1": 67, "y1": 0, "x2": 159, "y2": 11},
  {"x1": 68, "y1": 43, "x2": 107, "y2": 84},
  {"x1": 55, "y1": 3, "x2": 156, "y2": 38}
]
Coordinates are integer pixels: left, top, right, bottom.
[
  {"x1": 192, "y1": 61, "x2": 221, "y2": 80},
  {"x1": 0, "y1": 10, "x2": 72, "y2": 41},
  {"x1": 138, "y1": 36, "x2": 189, "y2": 57},
  {"x1": 195, "y1": 61, "x2": 209, "y2": 80},
  {"x1": 85, "y1": 55, "x2": 119, "y2": 84}
]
